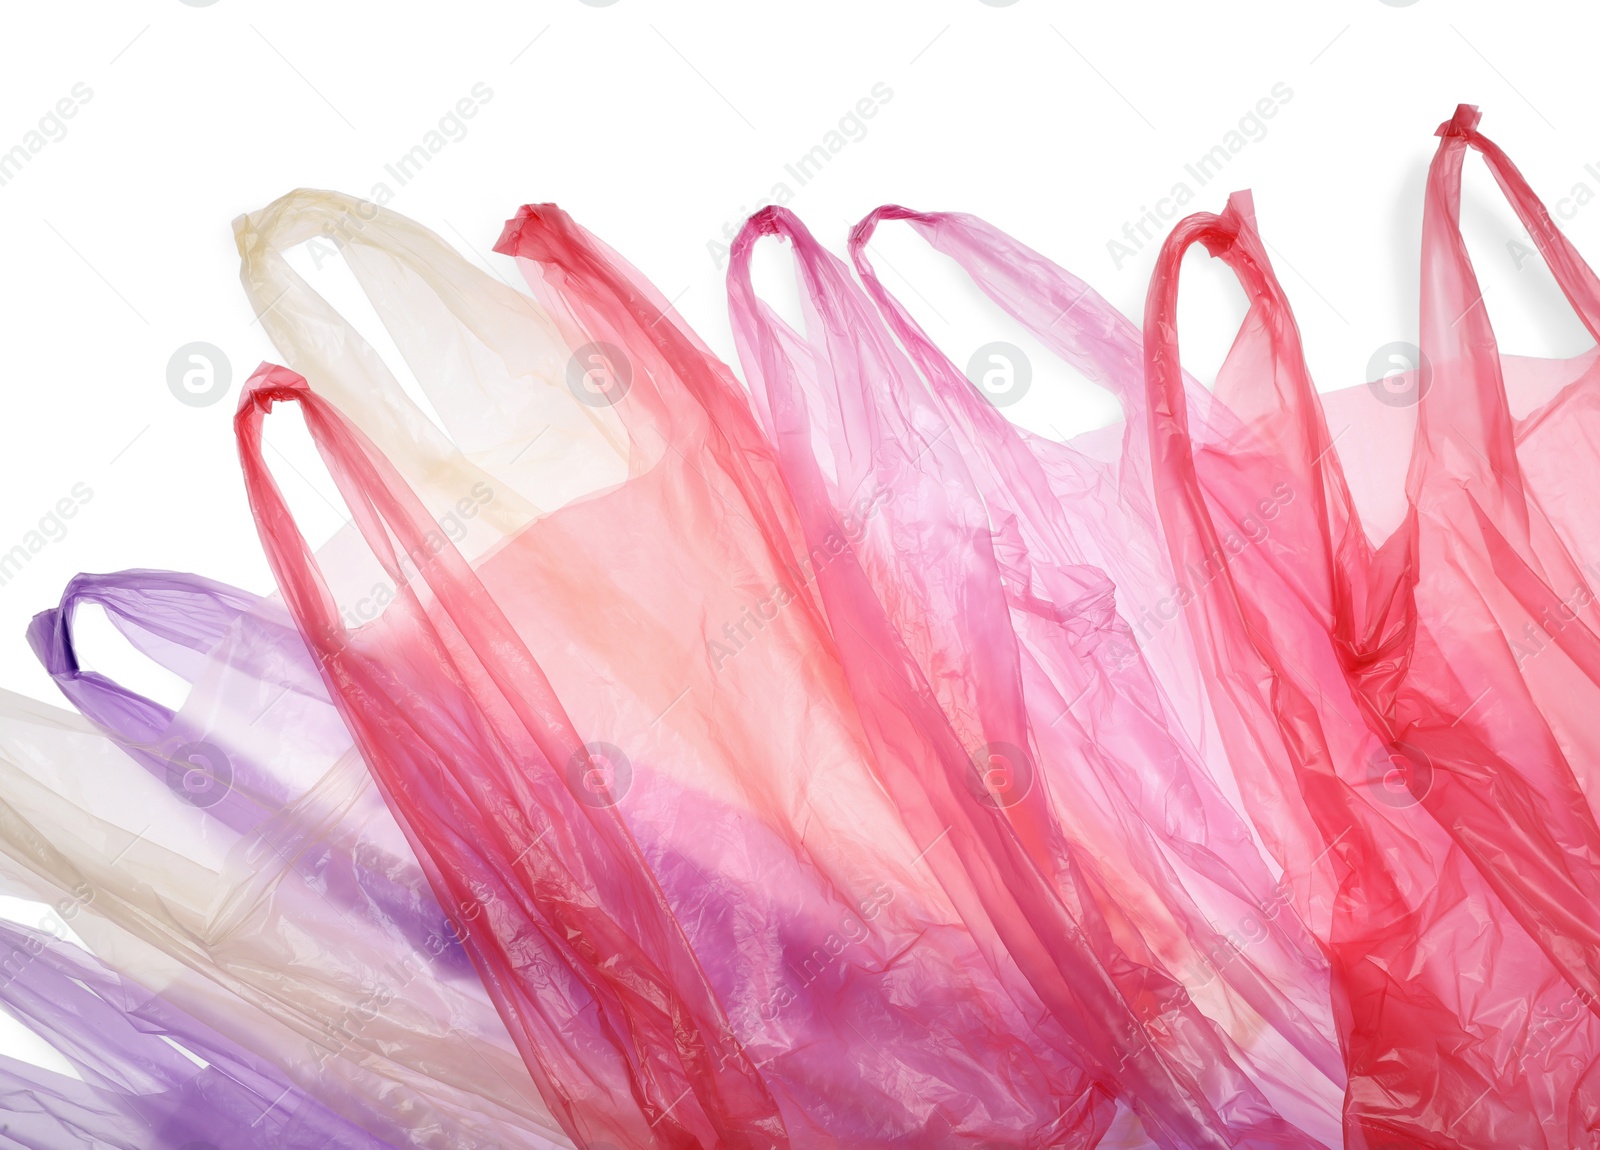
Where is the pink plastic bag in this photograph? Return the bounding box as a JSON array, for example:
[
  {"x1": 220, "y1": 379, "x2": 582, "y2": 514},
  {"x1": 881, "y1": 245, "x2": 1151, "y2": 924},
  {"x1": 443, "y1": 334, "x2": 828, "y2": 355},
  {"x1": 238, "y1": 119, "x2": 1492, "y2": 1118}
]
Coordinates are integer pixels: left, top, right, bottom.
[
  {"x1": 845, "y1": 205, "x2": 1343, "y2": 1131},
  {"x1": 1142, "y1": 184, "x2": 1600, "y2": 1146},
  {"x1": 494, "y1": 204, "x2": 1135, "y2": 1147},
  {"x1": 726, "y1": 205, "x2": 1325, "y2": 1149}
]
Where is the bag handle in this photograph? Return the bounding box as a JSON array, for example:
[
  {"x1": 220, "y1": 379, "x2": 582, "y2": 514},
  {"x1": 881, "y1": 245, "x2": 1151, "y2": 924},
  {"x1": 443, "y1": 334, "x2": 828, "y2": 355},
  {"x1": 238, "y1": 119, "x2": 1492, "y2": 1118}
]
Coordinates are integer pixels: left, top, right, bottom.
[
  {"x1": 236, "y1": 361, "x2": 784, "y2": 1148},
  {"x1": 25, "y1": 572, "x2": 292, "y2": 834},
  {"x1": 846, "y1": 204, "x2": 1176, "y2": 562},
  {"x1": 495, "y1": 202, "x2": 818, "y2": 609},
  {"x1": 28, "y1": 571, "x2": 257, "y2": 743},
  {"x1": 849, "y1": 205, "x2": 1148, "y2": 422},
  {"x1": 235, "y1": 189, "x2": 563, "y2": 533},
  {"x1": 1427, "y1": 104, "x2": 1600, "y2": 344},
  {"x1": 1413, "y1": 104, "x2": 1599, "y2": 509},
  {"x1": 31, "y1": 569, "x2": 473, "y2": 971},
  {"x1": 1144, "y1": 189, "x2": 1354, "y2": 559}
]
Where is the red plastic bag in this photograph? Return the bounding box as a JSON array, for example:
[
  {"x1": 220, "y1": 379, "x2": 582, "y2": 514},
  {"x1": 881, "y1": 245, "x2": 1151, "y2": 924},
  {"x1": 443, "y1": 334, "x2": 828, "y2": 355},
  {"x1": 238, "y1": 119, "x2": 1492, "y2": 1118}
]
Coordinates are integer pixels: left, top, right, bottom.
[
  {"x1": 240, "y1": 362, "x2": 786, "y2": 1149},
  {"x1": 1143, "y1": 183, "x2": 1600, "y2": 1147}
]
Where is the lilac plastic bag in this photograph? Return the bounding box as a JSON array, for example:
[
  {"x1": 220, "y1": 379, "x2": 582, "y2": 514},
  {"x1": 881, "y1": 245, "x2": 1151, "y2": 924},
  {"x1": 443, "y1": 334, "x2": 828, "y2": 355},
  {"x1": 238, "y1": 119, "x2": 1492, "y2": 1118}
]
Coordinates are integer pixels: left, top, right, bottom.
[
  {"x1": 29, "y1": 569, "x2": 469, "y2": 976},
  {"x1": 0, "y1": 915, "x2": 395, "y2": 1149}
]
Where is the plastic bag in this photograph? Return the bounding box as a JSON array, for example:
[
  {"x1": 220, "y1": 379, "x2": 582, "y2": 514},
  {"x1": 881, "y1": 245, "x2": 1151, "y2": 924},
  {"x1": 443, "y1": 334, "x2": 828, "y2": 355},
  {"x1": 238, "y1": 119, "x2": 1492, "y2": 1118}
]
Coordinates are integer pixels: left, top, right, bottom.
[
  {"x1": 29, "y1": 569, "x2": 469, "y2": 973},
  {"x1": 1141, "y1": 185, "x2": 1600, "y2": 1147},
  {"x1": 237, "y1": 192, "x2": 1112, "y2": 1145},
  {"x1": 725, "y1": 204, "x2": 1333, "y2": 1150},
  {"x1": 0, "y1": 914, "x2": 395, "y2": 1149},
  {"x1": 0, "y1": 663, "x2": 565, "y2": 1148},
  {"x1": 241, "y1": 342, "x2": 801, "y2": 1147}
]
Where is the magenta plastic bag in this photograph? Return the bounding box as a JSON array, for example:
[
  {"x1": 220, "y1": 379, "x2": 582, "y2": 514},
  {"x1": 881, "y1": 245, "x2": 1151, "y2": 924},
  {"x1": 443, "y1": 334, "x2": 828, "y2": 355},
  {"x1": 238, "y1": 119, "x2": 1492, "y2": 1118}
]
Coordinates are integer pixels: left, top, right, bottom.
[
  {"x1": 726, "y1": 205, "x2": 1325, "y2": 1150},
  {"x1": 845, "y1": 205, "x2": 1344, "y2": 1126}
]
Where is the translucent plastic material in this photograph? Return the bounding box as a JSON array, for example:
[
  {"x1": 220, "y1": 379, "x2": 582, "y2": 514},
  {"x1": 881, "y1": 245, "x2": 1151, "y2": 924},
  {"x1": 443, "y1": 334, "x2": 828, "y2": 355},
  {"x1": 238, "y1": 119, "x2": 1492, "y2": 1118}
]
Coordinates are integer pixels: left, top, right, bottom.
[
  {"x1": 1141, "y1": 178, "x2": 1600, "y2": 1146},
  {"x1": 235, "y1": 197, "x2": 1116, "y2": 1145},
  {"x1": 1403, "y1": 106, "x2": 1600, "y2": 995},
  {"x1": 234, "y1": 188, "x2": 627, "y2": 546},
  {"x1": 727, "y1": 206, "x2": 1328, "y2": 1150},
  {"x1": 29, "y1": 570, "x2": 469, "y2": 969},
  {"x1": 52, "y1": 104, "x2": 1600, "y2": 1147},
  {"x1": 846, "y1": 205, "x2": 1344, "y2": 1131},
  {"x1": 0, "y1": 657, "x2": 565, "y2": 1147},
  {"x1": 0, "y1": 915, "x2": 394, "y2": 1149},
  {"x1": 241, "y1": 193, "x2": 1273, "y2": 1147}
]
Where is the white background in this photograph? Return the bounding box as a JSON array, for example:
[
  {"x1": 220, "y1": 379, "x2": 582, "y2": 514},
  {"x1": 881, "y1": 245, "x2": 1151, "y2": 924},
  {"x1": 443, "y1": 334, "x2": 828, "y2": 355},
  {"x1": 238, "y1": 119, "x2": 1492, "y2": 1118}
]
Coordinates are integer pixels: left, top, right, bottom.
[{"x1": 0, "y1": 0, "x2": 1596, "y2": 1070}]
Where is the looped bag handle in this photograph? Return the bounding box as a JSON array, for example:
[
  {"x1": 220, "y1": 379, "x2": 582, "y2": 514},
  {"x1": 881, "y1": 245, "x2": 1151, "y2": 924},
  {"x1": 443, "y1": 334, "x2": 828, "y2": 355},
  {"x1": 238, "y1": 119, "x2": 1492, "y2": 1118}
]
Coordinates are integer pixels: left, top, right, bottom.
[
  {"x1": 28, "y1": 570, "x2": 255, "y2": 750},
  {"x1": 26, "y1": 572, "x2": 290, "y2": 835},
  {"x1": 236, "y1": 360, "x2": 787, "y2": 1149},
  {"x1": 1428, "y1": 104, "x2": 1600, "y2": 344},
  {"x1": 849, "y1": 204, "x2": 1150, "y2": 426},
  {"x1": 1144, "y1": 190, "x2": 1357, "y2": 591},
  {"x1": 236, "y1": 189, "x2": 635, "y2": 534},
  {"x1": 28, "y1": 568, "x2": 473, "y2": 971},
  {"x1": 1414, "y1": 103, "x2": 1600, "y2": 517}
]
